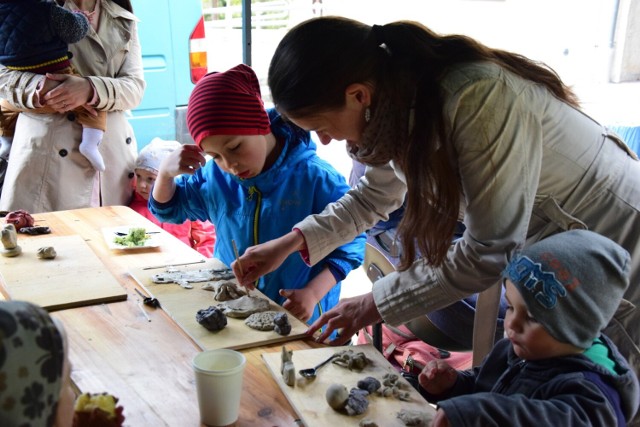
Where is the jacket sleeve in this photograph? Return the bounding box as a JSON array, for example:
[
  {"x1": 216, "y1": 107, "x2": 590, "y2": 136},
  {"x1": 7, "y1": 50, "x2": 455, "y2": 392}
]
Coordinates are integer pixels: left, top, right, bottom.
[
  {"x1": 149, "y1": 171, "x2": 213, "y2": 224},
  {"x1": 438, "y1": 381, "x2": 619, "y2": 427},
  {"x1": 306, "y1": 158, "x2": 367, "y2": 280},
  {"x1": 295, "y1": 161, "x2": 406, "y2": 265},
  {"x1": 49, "y1": 3, "x2": 89, "y2": 43},
  {"x1": 373, "y1": 70, "x2": 545, "y2": 327},
  {"x1": 86, "y1": 20, "x2": 145, "y2": 111},
  {"x1": 0, "y1": 66, "x2": 43, "y2": 109}
]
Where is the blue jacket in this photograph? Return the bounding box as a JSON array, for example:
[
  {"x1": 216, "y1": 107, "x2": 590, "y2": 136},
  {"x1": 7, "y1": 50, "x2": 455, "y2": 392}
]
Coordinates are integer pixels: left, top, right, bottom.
[
  {"x1": 422, "y1": 335, "x2": 639, "y2": 427},
  {"x1": 150, "y1": 109, "x2": 365, "y2": 324},
  {"x1": 0, "y1": 0, "x2": 89, "y2": 68}
]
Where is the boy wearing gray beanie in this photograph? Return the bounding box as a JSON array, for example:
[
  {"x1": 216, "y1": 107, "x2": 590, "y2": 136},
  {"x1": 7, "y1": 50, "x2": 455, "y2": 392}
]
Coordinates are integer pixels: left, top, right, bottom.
[{"x1": 418, "y1": 230, "x2": 639, "y2": 427}]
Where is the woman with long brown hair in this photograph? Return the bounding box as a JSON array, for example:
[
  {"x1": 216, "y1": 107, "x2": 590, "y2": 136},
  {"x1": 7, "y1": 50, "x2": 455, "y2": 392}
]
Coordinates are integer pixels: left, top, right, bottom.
[{"x1": 234, "y1": 17, "x2": 640, "y2": 425}]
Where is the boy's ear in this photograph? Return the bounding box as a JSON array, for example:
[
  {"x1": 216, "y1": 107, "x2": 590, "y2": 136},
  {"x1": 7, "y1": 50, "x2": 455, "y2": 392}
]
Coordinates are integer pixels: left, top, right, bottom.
[{"x1": 344, "y1": 83, "x2": 373, "y2": 109}]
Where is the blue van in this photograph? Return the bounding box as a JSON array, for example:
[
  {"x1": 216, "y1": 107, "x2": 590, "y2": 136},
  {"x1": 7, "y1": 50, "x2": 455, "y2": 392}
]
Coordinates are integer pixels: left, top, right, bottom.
[{"x1": 129, "y1": 0, "x2": 208, "y2": 150}]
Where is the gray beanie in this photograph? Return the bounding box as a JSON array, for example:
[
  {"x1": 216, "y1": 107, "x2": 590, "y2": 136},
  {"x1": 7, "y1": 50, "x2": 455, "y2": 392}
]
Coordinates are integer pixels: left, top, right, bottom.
[
  {"x1": 503, "y1": 230, "x2": 629, "y2": 349},
  {"x1": 135, "y1": 137, "x2": 182, "y2": 173}
]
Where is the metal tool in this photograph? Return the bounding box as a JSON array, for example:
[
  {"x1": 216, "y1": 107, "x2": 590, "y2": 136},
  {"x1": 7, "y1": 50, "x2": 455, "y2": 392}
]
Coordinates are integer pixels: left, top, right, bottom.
[{"x1": 298, "y1": 354, "x2": 338, "y2": 379}]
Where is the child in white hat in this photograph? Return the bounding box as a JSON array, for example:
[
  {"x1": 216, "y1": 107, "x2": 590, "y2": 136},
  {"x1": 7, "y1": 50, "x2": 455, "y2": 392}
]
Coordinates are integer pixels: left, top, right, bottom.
[
  {"x1": 418, "y1": 230, "x2": 639, "y2": 427},
  {"x1": 130, "y1": 137, "x2": 215, "y2": 257}
]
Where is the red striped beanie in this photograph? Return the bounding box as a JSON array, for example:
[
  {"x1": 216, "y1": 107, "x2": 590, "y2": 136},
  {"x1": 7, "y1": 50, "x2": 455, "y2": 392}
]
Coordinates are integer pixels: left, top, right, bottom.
[{"x1": 187, "y1": 63, "x2": 271, "y2": 146}]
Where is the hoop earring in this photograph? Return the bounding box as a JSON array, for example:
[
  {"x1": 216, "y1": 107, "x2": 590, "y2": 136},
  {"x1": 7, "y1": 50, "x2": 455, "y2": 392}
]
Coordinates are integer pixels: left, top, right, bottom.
[{"x1": 365, "y1": 107, "x2": 371, "y2": 123}]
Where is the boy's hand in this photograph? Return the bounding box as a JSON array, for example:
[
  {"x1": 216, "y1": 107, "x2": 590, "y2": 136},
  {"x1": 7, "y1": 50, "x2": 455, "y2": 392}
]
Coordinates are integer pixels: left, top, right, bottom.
[
  {"x1": 279, "y1": 288, "x2": 317, "y2": 322},
  {"x1": 418, "y1": 359, "x2": 457, "y2": 396},
  {"x1": 158, "y1": 144, "x2": 206, "y2": 178}
]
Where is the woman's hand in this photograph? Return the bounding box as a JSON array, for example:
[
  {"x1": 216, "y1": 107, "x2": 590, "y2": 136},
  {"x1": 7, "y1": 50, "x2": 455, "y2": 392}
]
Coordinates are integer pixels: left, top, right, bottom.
[
  {"x1": 279, "y1": 288, "x2": 316, "y2": 323},
  {"x1": 232, "y1": 231, "x2": 306, "y2": 290},
  {"x1": 41, "y1": 73, "x2": 93, "y2": 113},
  {"x1": 305, "y1": 292, "x2": 382, "y2": 345},
  {"x1": 418, "y1": 359, "x2": 458, "y2": 396}
]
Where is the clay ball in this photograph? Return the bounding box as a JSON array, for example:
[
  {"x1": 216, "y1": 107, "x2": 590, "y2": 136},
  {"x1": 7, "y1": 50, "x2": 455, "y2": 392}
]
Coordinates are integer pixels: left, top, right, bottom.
[{"x1": 325, "y1": 383, "x2": 349, "y2": 410}]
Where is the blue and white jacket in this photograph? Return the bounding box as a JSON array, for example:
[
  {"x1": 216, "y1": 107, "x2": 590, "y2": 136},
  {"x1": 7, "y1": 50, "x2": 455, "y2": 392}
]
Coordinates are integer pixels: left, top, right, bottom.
[{"x1": 150, "y1": 109, "x2": 365, "y2": 324}]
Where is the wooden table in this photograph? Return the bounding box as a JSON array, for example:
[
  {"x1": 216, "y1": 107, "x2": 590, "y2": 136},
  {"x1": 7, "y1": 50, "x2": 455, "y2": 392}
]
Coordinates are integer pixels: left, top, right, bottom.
[{"x1": 0, "y1": 206, "x2": 321, "y2": 426}]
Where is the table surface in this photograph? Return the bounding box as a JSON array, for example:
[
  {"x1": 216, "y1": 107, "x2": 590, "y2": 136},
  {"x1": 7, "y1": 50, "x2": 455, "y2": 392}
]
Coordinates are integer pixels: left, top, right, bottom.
[{"x1": 0, "y1": 206, "x2": 322, "y2": 426}]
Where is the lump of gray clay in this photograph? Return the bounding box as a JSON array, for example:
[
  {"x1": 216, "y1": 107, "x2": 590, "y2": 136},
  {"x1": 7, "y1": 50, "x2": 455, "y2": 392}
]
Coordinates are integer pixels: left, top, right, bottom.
[
  {"x1": 37, "y1": 246, "x2": 57, "y2": 259},
  {"x1": 357, "y1": 377, "x2": 381, "y2": 394},
  {"x1": 396, "y1": 409, "x2": 434, "y2": 426},
  {"x1": 273, "y1": 312, "x2": 291, "y2": 335},
  {"x1": 345, "y1": 388, "x2": 369, "y2": 416},
  {"x1": 196, "y1": 306, "x2": 227, "y2": 331}
]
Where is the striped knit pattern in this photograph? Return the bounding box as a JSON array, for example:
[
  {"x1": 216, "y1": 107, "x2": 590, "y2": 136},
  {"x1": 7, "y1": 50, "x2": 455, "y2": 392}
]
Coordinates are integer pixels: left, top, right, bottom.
[{"x1": 187, "y1": 63, "x2": 270, "y2": 146}]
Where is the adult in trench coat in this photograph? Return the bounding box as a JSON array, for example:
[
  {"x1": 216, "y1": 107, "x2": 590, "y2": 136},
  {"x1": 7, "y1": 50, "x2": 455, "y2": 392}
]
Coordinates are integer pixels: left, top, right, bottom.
[{"x1": 0, "y1": 0, "x2": 145, "y2": 213}]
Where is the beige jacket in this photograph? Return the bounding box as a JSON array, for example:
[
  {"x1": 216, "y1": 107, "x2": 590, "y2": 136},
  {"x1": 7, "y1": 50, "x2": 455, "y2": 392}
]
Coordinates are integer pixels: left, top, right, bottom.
[
  {"x1": 0, "y1": 0, "x2": 145, "y2": 213},
  {"x1": 296, "y1": 62, "x2": 640, "y2": 391}
]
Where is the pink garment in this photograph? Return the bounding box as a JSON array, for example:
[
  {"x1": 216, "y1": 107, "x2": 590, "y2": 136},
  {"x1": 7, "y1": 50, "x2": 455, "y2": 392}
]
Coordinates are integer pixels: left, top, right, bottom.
[{"x1": 129, "y1": 192, "x2": 215, "y2": 258}]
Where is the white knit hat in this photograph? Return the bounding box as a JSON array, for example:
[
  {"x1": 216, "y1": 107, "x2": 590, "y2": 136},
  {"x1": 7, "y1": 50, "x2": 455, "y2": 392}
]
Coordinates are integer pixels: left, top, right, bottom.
[{"x1": 135, "y1": 137, "x2": 182, "y2": 173}]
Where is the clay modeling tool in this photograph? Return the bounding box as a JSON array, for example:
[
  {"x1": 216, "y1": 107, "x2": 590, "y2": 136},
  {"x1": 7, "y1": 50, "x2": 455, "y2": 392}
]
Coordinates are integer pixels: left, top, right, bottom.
[
  {"x1": 134, "y1": 288, "x2": 161, "y2": 308},
  {"x1": 142, "y1": 259, "x2": 206, "y2": 270},
  {"x1": 232, "y1": 239, "x2": 254, "y2": 297},
  {"x1": 136, "y1": 300, "x2": 151, "y2": 322}
]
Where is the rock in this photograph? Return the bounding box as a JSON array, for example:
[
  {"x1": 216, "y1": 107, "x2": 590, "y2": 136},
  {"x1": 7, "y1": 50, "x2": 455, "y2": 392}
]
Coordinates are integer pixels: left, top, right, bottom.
[{"x1": 325, "y1": 383, "x2": 349, "y2": 410}]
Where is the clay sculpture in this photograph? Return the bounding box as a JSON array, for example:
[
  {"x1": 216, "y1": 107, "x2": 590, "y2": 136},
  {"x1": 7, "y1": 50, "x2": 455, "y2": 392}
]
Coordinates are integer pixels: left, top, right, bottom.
[
  {"x1": 281, "y1": 346, "x2": 295, "y2": 387},
  {"x1": 196, "y1": 306, "x2": 227, "y2": 331},
  {"x1": 201, "y1": 280, "x2": 246, "y2": 301},
  {"x1": 152, "y1": 267, "x2": 234, "y2": 289},
  {"x1": 37, "y1": 246, "x2": 57, "y2": 260},
  {"x1": 273, "y1": 312, "x2": 292, "y2": 335},
  {"x1": 216, "y1": 295, "x2": 270, "y2": 318},
  {"x1": 1, "y1": 224, "x2": 21, "y2": 257},
  {"x1": 332, "y1": 349, "x2": 370, "y2": 371}
]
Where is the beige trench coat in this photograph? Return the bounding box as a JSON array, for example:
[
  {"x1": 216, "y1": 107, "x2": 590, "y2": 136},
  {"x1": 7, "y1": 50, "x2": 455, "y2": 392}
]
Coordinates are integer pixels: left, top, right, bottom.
[{"x1": 0, "y1": 0, "x2": 145, "y2": 213}]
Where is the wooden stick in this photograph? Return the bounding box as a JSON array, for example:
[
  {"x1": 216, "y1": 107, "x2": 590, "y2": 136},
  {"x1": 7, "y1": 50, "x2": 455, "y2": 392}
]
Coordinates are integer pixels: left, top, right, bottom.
[
  {"x1": 232, "y1": 239, "x2": 244, "y2": 275},
  {"x1": 137, "y1": 301, "x2": 151, "y2": 322}
]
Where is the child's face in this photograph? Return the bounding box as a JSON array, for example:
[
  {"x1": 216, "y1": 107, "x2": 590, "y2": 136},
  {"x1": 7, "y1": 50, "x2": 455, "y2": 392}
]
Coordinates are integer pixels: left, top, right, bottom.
[
  {"x1": 504, "y1": 280, "x2": 582, "y2": 360},
  {"x1": 199, "y1": 134, "x2": 274, "y2": 179},
  {"x1": 135, "y1": 168, "x2": 158, "y2": 201}
]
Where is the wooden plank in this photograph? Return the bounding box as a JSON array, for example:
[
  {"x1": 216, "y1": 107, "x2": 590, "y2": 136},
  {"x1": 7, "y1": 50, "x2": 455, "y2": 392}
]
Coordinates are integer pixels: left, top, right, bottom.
[
  {"x1": 262, "y1": 344, "x2": 436, "y2": 427},
  {"x1": 0, "y1": 235, "x2": 126, "y2": 311},
  {"x1": 129, "y1": 259, "x2": 309, "y2": 351}
]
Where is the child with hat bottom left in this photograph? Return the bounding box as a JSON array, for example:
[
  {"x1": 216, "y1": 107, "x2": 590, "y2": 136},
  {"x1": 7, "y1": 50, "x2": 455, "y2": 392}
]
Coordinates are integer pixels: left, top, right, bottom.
[
  {"x1": 129, "y1": 137, "x2": 215, "y2": 258},
  {"x1": 418, "y1": 230, "x2": 639, "y2": 427}
]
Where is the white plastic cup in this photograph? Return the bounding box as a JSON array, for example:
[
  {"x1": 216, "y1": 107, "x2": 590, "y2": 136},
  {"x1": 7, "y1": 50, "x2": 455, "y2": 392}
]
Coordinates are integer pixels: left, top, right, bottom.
[{"x1": 192, "y1": 349, "x2": 247, "y2": 426}]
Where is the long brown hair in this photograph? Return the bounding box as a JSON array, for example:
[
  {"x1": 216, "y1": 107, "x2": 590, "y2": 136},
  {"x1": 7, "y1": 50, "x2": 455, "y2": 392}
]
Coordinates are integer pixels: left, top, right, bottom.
[{"x1": 269, "y1": 17, "x2": 579, "y2": 270}]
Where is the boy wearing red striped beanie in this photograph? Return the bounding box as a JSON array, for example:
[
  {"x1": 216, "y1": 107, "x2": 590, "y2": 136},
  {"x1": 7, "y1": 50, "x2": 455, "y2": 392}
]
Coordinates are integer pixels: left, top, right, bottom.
[{"x1": 149, "y1": 64, "x2": 365, "y2": 325}]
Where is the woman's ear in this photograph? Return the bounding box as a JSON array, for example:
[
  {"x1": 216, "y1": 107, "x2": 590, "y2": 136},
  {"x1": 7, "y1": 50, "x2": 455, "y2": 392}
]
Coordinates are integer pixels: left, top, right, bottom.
[{"x1": 344, "y1": 83, "x2": 373, "y2": 110}]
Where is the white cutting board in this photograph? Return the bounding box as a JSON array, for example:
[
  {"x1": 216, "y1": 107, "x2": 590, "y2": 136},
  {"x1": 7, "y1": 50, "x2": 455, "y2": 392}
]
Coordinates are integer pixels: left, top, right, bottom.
[{"x1": 0, "y1": 235, "x2": 127, "y2": 311}]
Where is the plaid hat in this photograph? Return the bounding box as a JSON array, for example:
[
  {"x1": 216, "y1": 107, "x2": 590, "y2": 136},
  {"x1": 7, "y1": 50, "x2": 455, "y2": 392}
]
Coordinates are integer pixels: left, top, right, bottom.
[
  {"x1": 186, "y1": 63, "x2": 270, "y2": 146},
  {"x1": 135, "y1": 137, "x2": 181, "y2": 173},
  {"x1": 503, "y1": 230, "x2": 629, "y2": 349}
]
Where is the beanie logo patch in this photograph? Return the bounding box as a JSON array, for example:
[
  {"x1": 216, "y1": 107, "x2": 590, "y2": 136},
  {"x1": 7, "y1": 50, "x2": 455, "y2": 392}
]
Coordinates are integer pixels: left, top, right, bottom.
[{"x1": 505, "y1": 256, "x2": 568, "y2": 309}]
